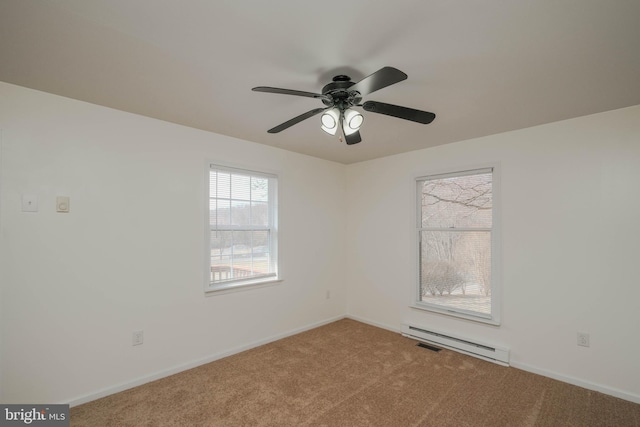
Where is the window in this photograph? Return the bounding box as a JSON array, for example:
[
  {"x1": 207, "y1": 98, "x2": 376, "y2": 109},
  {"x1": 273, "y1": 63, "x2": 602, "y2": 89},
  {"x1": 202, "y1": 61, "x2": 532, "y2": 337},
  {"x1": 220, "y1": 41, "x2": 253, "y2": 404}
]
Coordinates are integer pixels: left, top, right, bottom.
[
  {"x1": 415, "y1": 167, "x2": 500, "y2": 323},
  {"x1": 207, "y1": 164, "x2": 278, "y2": 292}
]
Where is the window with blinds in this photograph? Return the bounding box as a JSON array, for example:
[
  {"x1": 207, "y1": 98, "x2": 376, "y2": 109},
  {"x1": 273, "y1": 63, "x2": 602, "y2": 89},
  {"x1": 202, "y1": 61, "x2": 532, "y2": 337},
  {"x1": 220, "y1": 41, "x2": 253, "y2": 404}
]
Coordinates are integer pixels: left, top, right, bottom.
[
  {"x1": 416, "y1": 166, "x2": 500, "y2": 324},
  {"x1": 207, "y1": 164, "x2": 278, "y2": 291}
]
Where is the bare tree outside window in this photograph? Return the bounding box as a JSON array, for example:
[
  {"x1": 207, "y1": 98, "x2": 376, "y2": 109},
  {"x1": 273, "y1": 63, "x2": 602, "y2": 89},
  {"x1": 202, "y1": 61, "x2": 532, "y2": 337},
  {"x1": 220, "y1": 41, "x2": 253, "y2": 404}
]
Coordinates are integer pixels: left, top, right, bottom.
[{"x1": 418, "y1": 170, "x2": 493, "y2": 316}]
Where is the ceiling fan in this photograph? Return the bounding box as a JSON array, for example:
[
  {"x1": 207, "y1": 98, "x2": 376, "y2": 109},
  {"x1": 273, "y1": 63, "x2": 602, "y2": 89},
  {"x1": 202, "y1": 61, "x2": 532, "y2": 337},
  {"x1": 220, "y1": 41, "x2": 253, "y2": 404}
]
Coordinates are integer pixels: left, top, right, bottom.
[{"x1": 252, "y1": 67, "x2": 436, "y2": 145}]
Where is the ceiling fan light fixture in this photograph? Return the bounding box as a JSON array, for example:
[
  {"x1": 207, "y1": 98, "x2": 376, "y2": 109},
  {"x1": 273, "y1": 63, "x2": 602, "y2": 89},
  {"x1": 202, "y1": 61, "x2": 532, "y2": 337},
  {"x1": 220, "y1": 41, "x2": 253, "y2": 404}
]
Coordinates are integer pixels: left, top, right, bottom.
[
  {"x1": 320, "y1": 108, "x2": 339, "y2": 135},
  {"x1": 343, "y1": 108, "x2": 363, "y2": 136},
  {"x1": 254, "y1": 67, "x2": 435, "y2": 146}
]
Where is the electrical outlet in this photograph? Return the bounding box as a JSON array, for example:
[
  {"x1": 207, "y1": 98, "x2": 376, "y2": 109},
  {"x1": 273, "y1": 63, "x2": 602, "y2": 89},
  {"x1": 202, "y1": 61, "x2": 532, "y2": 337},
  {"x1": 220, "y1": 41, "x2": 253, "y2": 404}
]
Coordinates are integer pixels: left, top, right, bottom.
[
  {"x1": 132, "y1": 330, "x2": 144, "y2": 346},
  {"x1": 326, "y1": 290, "x2": 331, "y2": 299},
  {"x1": 577, "y1": 332, "x2": 590, "y2": 347}
]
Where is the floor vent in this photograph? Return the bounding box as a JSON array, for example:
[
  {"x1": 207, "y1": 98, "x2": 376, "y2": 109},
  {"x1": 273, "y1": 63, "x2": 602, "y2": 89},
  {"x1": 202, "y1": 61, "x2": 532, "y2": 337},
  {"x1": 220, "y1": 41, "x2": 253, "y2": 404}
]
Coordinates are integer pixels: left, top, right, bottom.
[
  {"x1": 416, "y1": 342, "x2": 442, "y2": 352},
  {"x1": 402, "y1": 323, "x2": 509, "y2": 366}
]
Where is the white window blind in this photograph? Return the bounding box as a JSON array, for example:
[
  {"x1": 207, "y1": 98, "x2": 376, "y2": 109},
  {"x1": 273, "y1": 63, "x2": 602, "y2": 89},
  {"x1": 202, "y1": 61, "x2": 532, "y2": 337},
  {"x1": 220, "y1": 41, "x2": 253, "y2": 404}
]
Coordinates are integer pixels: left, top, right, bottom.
[{"x1": 207, "y1": 165, "x2": 278, "y2": 291}]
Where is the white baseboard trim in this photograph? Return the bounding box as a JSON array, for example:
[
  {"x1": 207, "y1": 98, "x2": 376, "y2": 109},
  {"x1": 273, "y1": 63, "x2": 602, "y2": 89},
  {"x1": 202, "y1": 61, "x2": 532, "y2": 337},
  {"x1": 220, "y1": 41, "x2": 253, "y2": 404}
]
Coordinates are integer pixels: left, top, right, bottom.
[
  {"x1": 511, "y1": 361, "x2": 640, "y2": 404},
  {"x1": 67, "y1": 315, "x2": 346, "y2": 407},
  {"x1": 345, "y1": 314, "x2": 400, "y2": 334}
]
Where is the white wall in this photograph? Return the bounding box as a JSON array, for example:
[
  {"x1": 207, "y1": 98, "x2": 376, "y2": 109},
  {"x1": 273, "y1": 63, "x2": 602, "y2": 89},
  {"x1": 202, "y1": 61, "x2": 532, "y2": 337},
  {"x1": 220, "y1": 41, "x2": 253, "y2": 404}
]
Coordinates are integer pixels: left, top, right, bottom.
[
  {"x1": 0, "y1": 82, "x2": 347, "y2": 404},
  {"x1": 2, "y1": 81, "x2": 639, "y2": 405},
  {"x1": 345, "y1": 105, "x2": 640, "y2": 402}
]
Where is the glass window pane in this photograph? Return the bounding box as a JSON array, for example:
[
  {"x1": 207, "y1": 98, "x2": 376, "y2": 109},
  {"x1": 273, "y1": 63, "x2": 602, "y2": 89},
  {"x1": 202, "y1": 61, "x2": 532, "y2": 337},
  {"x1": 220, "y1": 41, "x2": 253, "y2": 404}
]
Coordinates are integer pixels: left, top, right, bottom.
[
  {"x1": 251, "y1": 177, "x2": 269, "y2": 202},
  {"x1": 232, "y1": 258, "x2": 253, "y2": 277},
  {"x1": 209, "y1": 173, "x2": 217, "y2": 197},
  {"x1": 215, "y1": 199, "x2": 231, "y2": 226},
  {"x1": 231, "y1": 230, "x2": 252, "y2": 253},
  {"x1": 251, "y1": 230, "x2": 270, "y2": 274},
  {"x1": 251, "y1": 230, "x2": 269, "y2": 249},
  {"x1": 210, "y1": 230, "x2": 233, "y2": 282},
  {"x1": 231, "y1": 200, "x2": 250, "y2": 226},
  {"x1": 231, "y1": 174, "x2": 251, "y2": 201},
  {"x1": 251, "y1": 201, "x2": 269, "y2": 226},
  {"x1": 209, "y1": 199, "x2": 217, "y2": 225},
  {"x1": 420, "y1": 230, "x2": 491, "y2": 315},
  {"x1": 211, "y1": 258, "x2": 233, "y2": 282},
  {"x1": 216, "y1": 172, "x2": 231, "y2": 199},
  {"x1": 210, "y1": 230, "x2": 233, "y2": 257},
  {"x1": 421, "y1": 172, "x2": 492, "y2": 228}
]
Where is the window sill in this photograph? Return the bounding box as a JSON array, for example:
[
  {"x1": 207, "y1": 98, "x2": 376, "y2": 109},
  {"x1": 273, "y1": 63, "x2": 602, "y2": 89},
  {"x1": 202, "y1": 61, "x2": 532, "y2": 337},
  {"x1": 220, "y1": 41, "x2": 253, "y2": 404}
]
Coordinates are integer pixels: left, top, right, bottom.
[
  {"x1": 410, "y1": 302, "x2": 500, "y2": 326},
  {"x1": 205, "y1": 278, "x2": 283, "y2": 296}
]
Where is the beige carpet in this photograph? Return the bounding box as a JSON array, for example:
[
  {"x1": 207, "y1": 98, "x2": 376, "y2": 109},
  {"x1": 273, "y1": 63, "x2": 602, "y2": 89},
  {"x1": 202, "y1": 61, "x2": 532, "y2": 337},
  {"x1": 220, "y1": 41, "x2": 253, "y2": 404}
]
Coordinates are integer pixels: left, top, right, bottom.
[{"x1": 71, "y1": 319, "x2": 640, "y2": 426}]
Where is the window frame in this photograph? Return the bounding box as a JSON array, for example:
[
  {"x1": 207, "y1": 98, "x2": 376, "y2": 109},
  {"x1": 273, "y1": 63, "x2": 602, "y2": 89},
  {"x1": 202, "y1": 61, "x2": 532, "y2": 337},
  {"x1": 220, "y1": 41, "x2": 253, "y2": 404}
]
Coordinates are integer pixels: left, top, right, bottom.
[
  {"x1": 205, "y1": 162, "x2": 280, "y2": 294},
  {"x1": 412, "y1": 164, "x2": 501, "y2": 325}
]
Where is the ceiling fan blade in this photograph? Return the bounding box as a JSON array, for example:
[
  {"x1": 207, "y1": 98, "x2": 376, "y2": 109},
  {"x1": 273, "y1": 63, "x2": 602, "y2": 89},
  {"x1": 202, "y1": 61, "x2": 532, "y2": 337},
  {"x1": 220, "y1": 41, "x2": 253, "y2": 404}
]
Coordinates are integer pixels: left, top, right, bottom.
[
  {"x1": 253, "y1": 86, "x2": 330, "y2": 101},
  {"x1": 267, "y1": 107, "x2": 328, "y2": 133},
  {"x1": 344, "y1": 130, "x2": 362, "y2": 145},
  {"x1": 349, "y1": 67, "x2": 408, "y2": 97},
  {"x1": 362, "y1": 101, "x2": 436, "y2": 124}
]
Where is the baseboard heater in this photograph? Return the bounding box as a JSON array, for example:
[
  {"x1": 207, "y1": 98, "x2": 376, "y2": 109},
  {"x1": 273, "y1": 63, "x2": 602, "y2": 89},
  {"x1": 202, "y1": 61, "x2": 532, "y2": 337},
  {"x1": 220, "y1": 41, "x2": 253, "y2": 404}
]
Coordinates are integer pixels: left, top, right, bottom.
[{"x1": 401, "y1": 324, "x2": 510, "y2": 366}]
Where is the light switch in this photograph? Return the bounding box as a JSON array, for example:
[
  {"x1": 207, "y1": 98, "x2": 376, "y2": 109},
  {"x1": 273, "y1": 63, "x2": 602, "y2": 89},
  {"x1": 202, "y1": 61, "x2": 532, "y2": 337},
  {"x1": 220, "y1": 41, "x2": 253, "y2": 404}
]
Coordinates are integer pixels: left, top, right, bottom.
[
  {"x1": 22, "y1": 194, "x2": 38, "y2": 212},
  {"x1": 56, "y1": 196, "x2": 70, "y2": 213}
]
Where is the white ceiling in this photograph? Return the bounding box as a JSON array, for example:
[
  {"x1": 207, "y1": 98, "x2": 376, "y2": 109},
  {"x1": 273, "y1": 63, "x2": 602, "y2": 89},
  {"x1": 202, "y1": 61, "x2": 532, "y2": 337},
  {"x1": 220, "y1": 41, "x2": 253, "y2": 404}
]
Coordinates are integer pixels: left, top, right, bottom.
[{"x1": 1, "y1": 1, "x2": 639, "y2": 164}]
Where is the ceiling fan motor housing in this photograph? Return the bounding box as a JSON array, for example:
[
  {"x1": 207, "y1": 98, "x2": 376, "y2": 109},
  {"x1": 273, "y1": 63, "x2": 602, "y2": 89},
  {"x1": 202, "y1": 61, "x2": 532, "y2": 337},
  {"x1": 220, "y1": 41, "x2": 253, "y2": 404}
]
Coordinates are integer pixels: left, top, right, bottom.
[{"x1": 321, "y1": 75, "x2": 361, "y2": 109}]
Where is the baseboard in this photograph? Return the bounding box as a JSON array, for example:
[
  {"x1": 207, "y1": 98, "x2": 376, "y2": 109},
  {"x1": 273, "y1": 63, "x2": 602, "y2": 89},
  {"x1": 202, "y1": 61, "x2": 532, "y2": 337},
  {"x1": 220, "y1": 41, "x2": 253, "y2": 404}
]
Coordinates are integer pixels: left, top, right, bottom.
[
  {"x1": 67, "y1": 314, "x2": 346, "y2": 407},
  {"x1": 345, "y1": 314, "x2": 400, "y2": 334},
  {"x1": 511, "y1": 361, "x2": 640, "y2": 404}
]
